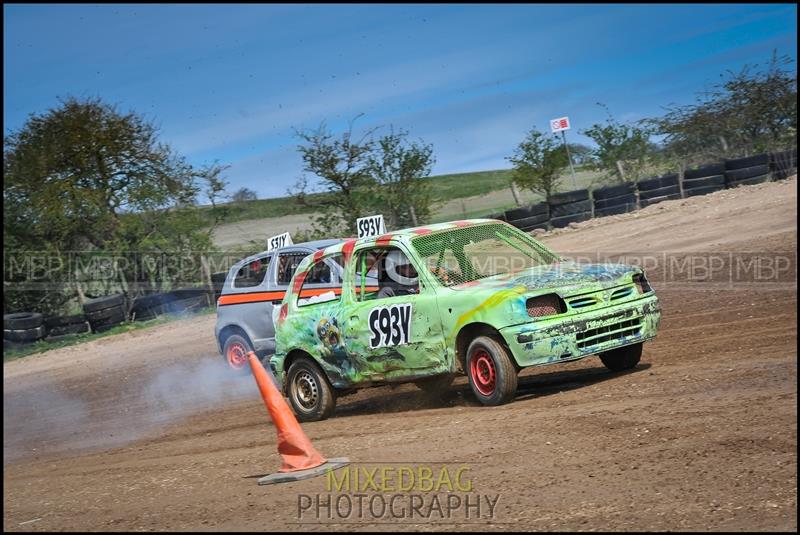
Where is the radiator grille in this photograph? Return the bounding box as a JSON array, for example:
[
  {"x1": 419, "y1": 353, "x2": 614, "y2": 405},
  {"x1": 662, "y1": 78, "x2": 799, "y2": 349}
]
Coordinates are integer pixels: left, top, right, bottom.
[{"x1": 576, "y1": 318, "x2": 642, "y2": 349}]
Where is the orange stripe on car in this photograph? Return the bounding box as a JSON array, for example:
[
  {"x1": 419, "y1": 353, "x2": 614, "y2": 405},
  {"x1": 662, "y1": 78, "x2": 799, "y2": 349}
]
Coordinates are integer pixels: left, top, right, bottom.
[{"x1": 218, "y1": 286, "x2": 379, "y2": 306}]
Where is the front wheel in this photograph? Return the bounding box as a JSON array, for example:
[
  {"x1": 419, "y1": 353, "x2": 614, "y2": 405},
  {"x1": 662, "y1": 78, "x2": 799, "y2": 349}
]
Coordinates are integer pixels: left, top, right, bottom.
[
  {"x1": 466, "y1": 336, "x2": 518, "y2": 406},
  {"x1": 287, "y1": 357, "x2": 336, "y2": 422},
  {"x1": 599, "y1": 343, "x2": 642, "y2": 371}
]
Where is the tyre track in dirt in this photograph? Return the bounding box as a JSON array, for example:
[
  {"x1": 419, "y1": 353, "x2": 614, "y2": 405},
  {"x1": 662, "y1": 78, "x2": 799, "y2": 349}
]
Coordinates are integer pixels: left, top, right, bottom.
[{"x1": 3, "y1": 178, "x2": 797, "y2": 531}]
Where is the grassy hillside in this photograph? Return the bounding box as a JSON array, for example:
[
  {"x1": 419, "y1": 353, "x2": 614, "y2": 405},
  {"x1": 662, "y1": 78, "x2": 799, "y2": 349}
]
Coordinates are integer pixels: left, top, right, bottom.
[
  {"x1": 200, "y1": 168, "x2": 522, "y2": 226},
  {"x1": 208, "y1": 166, "x2": 610, "y2": 247}
]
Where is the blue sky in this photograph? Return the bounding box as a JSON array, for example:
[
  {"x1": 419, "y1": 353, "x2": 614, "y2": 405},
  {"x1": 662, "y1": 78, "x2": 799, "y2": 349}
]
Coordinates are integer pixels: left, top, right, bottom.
[{"x1": 3, "y1": 4, "x2": 797, "y2": 199}]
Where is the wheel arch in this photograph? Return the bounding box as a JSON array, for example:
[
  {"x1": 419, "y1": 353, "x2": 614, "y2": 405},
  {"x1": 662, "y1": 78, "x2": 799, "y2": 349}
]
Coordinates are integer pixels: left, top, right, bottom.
[
  {"x1": 455, "y1": 322, "x2": 516, "y2": 372},
  {"x1": 217, "y1": 324, "x2": 254, "y2": 354}
]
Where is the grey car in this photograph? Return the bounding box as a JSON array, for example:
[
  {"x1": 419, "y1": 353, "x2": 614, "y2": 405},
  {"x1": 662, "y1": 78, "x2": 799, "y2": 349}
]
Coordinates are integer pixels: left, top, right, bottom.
[{"x1": 215, "y1": 239, "x2": 343, "y2": 371}]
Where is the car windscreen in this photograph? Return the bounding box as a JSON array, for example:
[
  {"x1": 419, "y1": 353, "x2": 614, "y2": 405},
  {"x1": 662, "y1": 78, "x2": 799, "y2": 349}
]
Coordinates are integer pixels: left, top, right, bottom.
[{"x1": 412, "y1": 223, "x2": 559, "y2": 287}]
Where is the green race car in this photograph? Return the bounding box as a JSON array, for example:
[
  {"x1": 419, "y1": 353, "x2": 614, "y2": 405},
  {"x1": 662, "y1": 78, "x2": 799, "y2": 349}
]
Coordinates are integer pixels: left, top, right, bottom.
[{"x1": 271, "y1": 219, "x2": 661, "y2": 421}]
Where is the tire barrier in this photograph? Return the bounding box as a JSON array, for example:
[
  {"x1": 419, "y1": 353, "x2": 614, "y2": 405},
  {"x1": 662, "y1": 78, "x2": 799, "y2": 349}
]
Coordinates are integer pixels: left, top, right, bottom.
[
  {"x1": 82, "y1": 293, "x2": 127, "y2": 333},
  {"x1": 549, "y1": 190, "x2": 591, "y2": 228},
  {"x1": 725, "y1": 164, "x2": 770, "y2": 183},
  {"x1": 550, "y1": 199, "x2": 592, "y2": 218},
  {"x1": 44, "y1": 314, "x2": 90, "y2": 337},
  {"x1": 549, "y1": 189, "x2": 589, "y2": 205},
  {"x1": 161, "y1": 287, "x2": 210, "y2": 315},
  {"x1": 130, "y1": 293, "x2": 169, "y2": 321},
  {"x1": 504, "y1": 202, "x2": 550, "y2": 232},
  {"x1": 3, "y1": 313, "x2": 45, "y2": 346},
  {"x1": 770, "y1": 148, "x2": 797, "y2": 180},
  {"x1": 592, "y1": 183, "x2": 637, "y2": 218},
  {"x1": 550, "y1": 212, "x2": 592, "y2": 228},
  {"x1": 211, "y1": 271, "x2": 228, "y2": 304},
  {"x1": 592, "y1": 182, "x2": 635, "y2": 201},
  {"x1": 4, "y1": 325, "x2": 46, "y2": 344},
  {"x1": 684, "y1": 163, "x2": 726, "y2": 180},
  {"x1": 637, "y1": 173, "x2": 679, "y2": 192},
  {"x1": 725, "y1": 153, "x2": 769, "y2": 171},
  {"x1": 640, "y1": 194, "x2": 682, "y2": 208},
  {"x1": 727, "y1": 174, "x2": 770, "y2": 188},
  {"x1": 638, "y1": 184, "x2": 680, "y2": 201},
  {"x1": 4, "y1": 312, "x2": 44, "y2": 330},
  {"x1": 594, "y1": 193, "x2": 636, "y2": 210}
]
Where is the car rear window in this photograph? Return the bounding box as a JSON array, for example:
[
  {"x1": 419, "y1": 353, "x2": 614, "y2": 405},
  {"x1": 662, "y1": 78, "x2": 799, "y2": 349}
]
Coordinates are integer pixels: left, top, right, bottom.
[{"x1": 233, "y1": 256, "x2": 270, "y2": 288}]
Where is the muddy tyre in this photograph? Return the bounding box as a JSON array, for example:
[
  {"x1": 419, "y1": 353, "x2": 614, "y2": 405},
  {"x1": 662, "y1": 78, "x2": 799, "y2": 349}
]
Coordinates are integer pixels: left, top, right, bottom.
[
  {"x1": 599, "y1": 343, "x2": 642, "y2": 371},
  {"x1": 466, "y1": 336, "x2": 518, "y2": 406},
  {"x1": 287, "y1": 357, "x2": 336, "y2": 422},
  {"x1": 222, "y1": 333, "x2": 253, "y2": 373}
]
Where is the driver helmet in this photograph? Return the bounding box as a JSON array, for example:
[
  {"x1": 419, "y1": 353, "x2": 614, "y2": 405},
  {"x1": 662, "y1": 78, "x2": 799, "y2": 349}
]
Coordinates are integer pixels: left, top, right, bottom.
[{"x1": 385, "y1": 250, "x2": 418, "y2": 286}]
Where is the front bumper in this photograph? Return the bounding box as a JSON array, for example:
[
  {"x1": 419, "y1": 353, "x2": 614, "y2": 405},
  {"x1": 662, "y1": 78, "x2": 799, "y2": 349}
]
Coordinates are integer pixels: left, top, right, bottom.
[{"x1": 500, "y1": 294, "x2": 661, "y2": 367}]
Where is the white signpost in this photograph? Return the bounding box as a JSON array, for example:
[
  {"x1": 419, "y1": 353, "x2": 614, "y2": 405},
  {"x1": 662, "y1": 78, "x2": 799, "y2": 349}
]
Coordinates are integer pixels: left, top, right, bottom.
[
  {"x1": 266, "y1": 232, "x2": 293, "y2": 252},
  {"x1": 550, "y1": 117, "x2": 571, "y2": 133},
  {"x1": 550, "y1": 116, "x2": 578, "y2": 189},
  {"x1": 356, "y1": 214, "x2": 386, "y2": 239}
]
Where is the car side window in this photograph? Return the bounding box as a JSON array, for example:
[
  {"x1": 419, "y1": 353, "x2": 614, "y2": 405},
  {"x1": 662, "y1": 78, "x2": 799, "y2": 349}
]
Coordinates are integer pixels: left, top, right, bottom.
[
  {"x1": 297, "y1": 254, "x2": 343, "y2": 307},
  {"x1": 276, "y1": 252, "x2": 308, "y2": 285},
  {"x1": 354, "y1": 247, "x2": 420, "y2": 302},
  {"x1": 232, "y1": 256, "x2": 270, "y2": 288}
]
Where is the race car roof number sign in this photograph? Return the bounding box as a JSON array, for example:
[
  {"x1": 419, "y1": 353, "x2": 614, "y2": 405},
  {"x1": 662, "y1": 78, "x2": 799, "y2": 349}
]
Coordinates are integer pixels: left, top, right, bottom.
[
  {"x1": 267, "y1": 232, "x2": 293, "y2": 251},
  {"x1": 550, "y1": 117, "x2": 570, "y2": 133},
  {"x1": 357, "y1": 215, "x2": 386, "y2": 239}
]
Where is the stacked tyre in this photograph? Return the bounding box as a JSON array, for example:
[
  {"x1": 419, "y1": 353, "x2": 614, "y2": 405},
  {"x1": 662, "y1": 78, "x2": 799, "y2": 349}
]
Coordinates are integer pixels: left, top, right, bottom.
[
  {"x1": 83, "y1": 294, "x2": 127, "y2": 333},
  {"x1": 638, "y1": 174, "x2": 681, "y2": 208},
  {"x1": 162, "y1": 287, "x2": 210, "y2": 315},
  {"x1": 44, "y1": 314, "x2": 90, "y2": 342},
  {"x1": 769, "y1": 149, "x2": 797, "y2": 181},
  {"x1": 130, "y1": 293, "x2": 168, "y2": 322},
  {"x1": 486, "y1": 212, "x2": 507, "y2": 222},
  {"x1": 211, "y1": 272, "x2": 228, "y2": 305},
  {"x1": 4, "y1": 313, "x2": 45, "y2": 346},
  {"x1": 682, "y1": 163, "x2": 726, "y2": 197},
  {"x1": 503, "y1": 202, "x2": 550, "y2": 232},
  {"x1": 593, "y1": 182, "x2": 637, "y2": 217},
  {"x1": 724, "y1": 154, "x2": 770, "y2": 188},
  {"x1": 549, "y1": 190, "x2": 591, "y2": 228}
]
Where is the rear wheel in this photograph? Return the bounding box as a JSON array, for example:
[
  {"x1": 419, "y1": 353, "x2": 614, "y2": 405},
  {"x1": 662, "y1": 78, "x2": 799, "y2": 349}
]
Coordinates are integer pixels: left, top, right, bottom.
[
  {"x1": 599, "y1": 343, "x2": 642, "y2": 371},
  {"x1": 466, "y1": 336, "x2": 518, "y2": 406},
  {"x1": 287, "y1": 357, "x2": 336, "y2": 422},
  {"x1": 222, "y1": 334, "x2": 252, "y2": 373}
]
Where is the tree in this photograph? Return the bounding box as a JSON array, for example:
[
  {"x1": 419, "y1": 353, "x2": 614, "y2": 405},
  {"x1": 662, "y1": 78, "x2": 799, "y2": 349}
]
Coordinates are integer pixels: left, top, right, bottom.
[
  {"x1": 566, "y1": 143, "x2": 594, "y2": 167},
  {"x1": 506, "y1": 128, "x2": 569, "y2": 200},
  {"x1": 646, "y1": 53, "x2": 797, "y2": 164},
  {"x1": 231, "y1": 187, "x2": 258, "y2": 202},
  {"x1": 292, "y1": 116, "x2": 437, "y2": 235},
  {"x1": 293, "y1": 115, "x2": 377, "y2": 236},
  {"x1": 367, "y1": 128, "x2": 436, "y2": 228},
  {"x1": 3, "y1": 97, "x2": 228, "y2": 314},
  {"x1": 581, "y1": 105, "x2": 652, "y2": 183}
]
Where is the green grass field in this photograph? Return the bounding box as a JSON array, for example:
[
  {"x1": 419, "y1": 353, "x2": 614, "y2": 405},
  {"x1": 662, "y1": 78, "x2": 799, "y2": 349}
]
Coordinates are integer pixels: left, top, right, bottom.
[{"x1": 201, "y1": 166, "x2": 608, "y2": 227}]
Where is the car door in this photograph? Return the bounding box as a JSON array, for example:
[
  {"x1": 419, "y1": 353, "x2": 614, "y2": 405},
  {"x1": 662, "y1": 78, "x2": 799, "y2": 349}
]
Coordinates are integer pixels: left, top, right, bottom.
[
  {"x1": 220, "y1": 253, "x2": 275, "y2": 350},
  {"x1": 341, "y1": 244, "x2": 448, "y2": 379}
]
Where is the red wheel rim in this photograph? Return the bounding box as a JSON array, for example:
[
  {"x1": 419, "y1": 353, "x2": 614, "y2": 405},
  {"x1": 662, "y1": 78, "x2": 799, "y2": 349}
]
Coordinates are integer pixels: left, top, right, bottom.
[
  {"x1": 470, "y1": 349, "x2": 496, "y2": 396},
  {"x1": 226, "y1": 342, "x2": 247, "y2": 369}
]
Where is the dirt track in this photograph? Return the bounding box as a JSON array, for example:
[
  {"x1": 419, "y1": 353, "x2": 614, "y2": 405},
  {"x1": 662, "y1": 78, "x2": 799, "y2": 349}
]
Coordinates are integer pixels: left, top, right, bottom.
[{"x1": 4, "y1": 178, "x2": 797, "y2": 531}]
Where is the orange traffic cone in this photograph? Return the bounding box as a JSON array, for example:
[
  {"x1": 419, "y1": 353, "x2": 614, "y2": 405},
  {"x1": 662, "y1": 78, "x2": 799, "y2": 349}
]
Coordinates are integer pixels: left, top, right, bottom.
[{"x1": 246, "y1": 352, "x2": 349, "y2": 485}]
